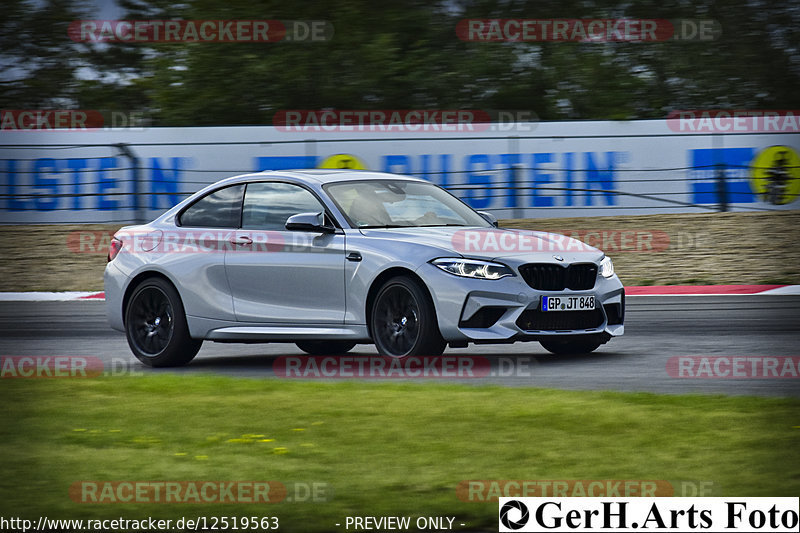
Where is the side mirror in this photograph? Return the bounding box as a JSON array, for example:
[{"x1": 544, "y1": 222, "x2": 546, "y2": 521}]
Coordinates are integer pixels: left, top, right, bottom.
[
  {"x1": 285, "y1": 212, "x2": 335, "y2": 233},
  {"x1": 477, "y1": 210, "x2": 499, "y2": 228}
]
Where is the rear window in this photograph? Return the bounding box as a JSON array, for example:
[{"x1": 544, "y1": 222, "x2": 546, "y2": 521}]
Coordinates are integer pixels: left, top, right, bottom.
[{"x1": 179, "y1": 185, "x2": 245, "y2": 228}]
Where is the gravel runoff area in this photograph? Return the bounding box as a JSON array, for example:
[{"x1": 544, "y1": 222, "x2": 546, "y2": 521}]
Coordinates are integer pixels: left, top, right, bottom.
[{"x1": 0, "y1": 210, "x2": 798, "y2": 292}]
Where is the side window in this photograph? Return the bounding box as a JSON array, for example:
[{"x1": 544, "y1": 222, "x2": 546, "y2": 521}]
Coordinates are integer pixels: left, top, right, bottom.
[
  {"x1": 179, "y1": 184, "x2": 244, "y2": 228},
  {"x1": 242, "y1": 182, "x2": 325, "y2": 230}
]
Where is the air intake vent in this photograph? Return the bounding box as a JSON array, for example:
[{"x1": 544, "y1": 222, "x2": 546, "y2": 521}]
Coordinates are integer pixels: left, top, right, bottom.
[{"x1": 516, "y1": 308, "x2": 604, "y2": 331}]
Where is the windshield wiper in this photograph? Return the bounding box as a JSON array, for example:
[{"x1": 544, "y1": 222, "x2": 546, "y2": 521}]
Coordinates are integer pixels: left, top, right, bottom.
[
  {"x1": 358, "y1": 224, "x2": 411, "y2": 229},
  {"x1": 417, "y1": 223, "x2": 467, "y2": 227}
]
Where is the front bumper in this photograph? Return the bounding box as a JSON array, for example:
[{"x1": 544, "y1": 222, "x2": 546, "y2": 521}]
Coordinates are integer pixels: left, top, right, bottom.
[{"x1": 416, "y1": 261, "x2": 625, "y2": 343}]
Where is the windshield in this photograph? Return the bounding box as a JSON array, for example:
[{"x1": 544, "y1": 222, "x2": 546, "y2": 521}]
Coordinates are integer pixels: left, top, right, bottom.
[{"x1": 324, "y1": 180, "x2": 493, "y2": 229}]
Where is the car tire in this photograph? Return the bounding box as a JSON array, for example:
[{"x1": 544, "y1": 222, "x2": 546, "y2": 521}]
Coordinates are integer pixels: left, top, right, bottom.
[
  {"x1": 370, "y1": 275, "x2": 446, "y2": 358},
  {"x1": 539, "y1": 336, "x2": 602, "y2": 355},
  {"x1": 296, "y1": 341, "x2": 356, "y2": 355},
  {"x1": 125, "y1": 277, "x2": 201, "y2": 367}
]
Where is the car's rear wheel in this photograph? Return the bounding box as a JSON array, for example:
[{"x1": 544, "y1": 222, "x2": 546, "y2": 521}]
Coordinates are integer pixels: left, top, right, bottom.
[
  {"x1": 370, "y1": 276, "x2": 446, "y2": 358},
  {"x1": 539, "y1": 335, "x2": 602, "y2": 355},
  {"x1": 296, "y1": 341, "x2": 356, "y2": 355},
  {"x1": 125, "y1": 277, "x2": 201, "y2": 367}
]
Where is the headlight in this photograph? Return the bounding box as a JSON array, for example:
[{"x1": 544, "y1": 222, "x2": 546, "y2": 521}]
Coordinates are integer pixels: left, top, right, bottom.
[
  {"x1": 600, "y1": 256, "x2": 614, "y2": 278},
  {"x1": 431, "y1": 258, "x2": 513, "y2": 280}
]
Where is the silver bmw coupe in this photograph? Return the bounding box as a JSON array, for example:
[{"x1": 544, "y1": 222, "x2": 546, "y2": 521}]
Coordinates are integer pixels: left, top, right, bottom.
[{"x1": 105, "y1": 170, "x2": 624, "y2": 366}]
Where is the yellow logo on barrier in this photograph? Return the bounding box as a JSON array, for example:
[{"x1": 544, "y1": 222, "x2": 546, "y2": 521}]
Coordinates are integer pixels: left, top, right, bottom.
[
  {"x1": 749, "y1": 145, "x2": 800, "y2": 205},
  {"x1": 318, "y1": 154, "x2": 368, "y2": 170}
]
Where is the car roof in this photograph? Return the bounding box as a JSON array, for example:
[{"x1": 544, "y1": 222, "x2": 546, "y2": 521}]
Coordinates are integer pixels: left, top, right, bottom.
[{"x1": 215, "y1": 169, "x2": 428, "y2": 187}]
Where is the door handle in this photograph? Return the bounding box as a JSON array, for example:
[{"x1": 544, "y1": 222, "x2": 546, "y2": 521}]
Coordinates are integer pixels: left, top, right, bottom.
[
  {"x1": 346, "y1": 252, "x2": 362, "y2": 262},
  {"x1": 231, "y1": 235, "x2": 253, "y2": 246}
]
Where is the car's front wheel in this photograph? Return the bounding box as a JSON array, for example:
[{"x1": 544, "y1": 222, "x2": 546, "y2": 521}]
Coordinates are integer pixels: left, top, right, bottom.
[
  {"x1": 539, "y1": 335, "x2": 602, "y2": 355},
  {"x1": 370, "y1": 276, "x2": 446, "y2": 358},
  {"x1": 296, "y1": 341, "x2": 356, "y2": 355},
  {"x1": 125, "y1": 277, "x2": 201, "y2": 367}
]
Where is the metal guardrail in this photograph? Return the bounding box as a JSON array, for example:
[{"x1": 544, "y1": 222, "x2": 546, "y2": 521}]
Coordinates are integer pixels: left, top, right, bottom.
[{"x1": 0, "y1": 137, "x2": 796, "y2": 223}]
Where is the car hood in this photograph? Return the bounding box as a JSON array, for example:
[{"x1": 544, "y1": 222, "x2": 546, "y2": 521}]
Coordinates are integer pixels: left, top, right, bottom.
[{"x1": 358, "y1": 226, "x2": 604, "y2": 263}]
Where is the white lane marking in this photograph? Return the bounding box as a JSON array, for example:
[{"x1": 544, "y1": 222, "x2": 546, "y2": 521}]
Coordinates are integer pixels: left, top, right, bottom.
[{"x1": 758, "y1": 285, "x2": 800, "y2": 295}]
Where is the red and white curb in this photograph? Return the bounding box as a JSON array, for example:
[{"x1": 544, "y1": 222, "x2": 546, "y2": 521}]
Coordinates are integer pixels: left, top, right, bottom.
[
  {"x1": 0, "y1": 285, "x2": 799, "y2": 302},
  {"x1": 625, "y1": 284, "x2": 800, "y2": 296},
  {"x1": 0, "y1": 292, "x2": 106, "y2": 301}
]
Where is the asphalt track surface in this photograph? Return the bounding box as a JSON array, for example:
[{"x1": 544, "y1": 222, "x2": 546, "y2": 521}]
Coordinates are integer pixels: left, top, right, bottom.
[{"x1": 1, "y1": 296, "x2": 798, "y2": 397}]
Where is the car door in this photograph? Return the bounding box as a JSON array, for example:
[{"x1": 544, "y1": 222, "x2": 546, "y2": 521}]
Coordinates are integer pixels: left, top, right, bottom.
[{"x1": 224, "y1": 181, "x2": 346, "y2": 324}]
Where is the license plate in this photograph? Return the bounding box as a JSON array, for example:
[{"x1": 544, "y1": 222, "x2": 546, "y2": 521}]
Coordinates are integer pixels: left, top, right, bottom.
[{"x1": 542, "y1": 295, "x2": 595, "y2": 312}]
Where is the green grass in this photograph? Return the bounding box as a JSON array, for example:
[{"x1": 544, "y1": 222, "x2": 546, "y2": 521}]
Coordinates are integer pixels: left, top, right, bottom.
[
  {"x1": 758, "y1": 277, "x2": 796, "y2": 285},
  {"x1": 1, "y1": 376, "x2": 799, "y2": 531}
]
